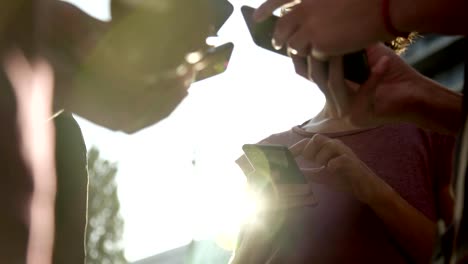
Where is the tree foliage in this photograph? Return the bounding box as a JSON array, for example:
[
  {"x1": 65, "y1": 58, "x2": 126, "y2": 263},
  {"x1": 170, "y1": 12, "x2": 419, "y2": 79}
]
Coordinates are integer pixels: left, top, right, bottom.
[{"x1": 86, "y1": 147, "x2": 127, "y2": 264}]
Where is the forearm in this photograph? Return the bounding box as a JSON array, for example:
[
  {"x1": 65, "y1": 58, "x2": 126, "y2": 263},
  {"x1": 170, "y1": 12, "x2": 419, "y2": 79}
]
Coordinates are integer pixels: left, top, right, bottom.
[
  {"x1": 406, "y1": 76, "x2": 463, "y2": 136},
  {"x1": 367, "y1": 180, "x2": 436, "y2": 264},
  {"x1": 390, "y1": 0, "x2": 468, "y2": 35}
]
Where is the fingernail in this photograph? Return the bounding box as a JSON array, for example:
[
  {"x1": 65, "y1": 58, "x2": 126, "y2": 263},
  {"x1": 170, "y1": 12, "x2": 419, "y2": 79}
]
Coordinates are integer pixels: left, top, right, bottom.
[
  {"x1": 272, "y1": 39, "x2": 282, "y2": 50},
  {"x1": 287, "y1": 46, "x2": 298, "y2": 57}
]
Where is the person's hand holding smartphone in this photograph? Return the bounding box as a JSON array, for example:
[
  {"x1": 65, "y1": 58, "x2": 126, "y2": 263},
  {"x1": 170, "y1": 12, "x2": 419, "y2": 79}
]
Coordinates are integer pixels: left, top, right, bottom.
[
  {"x1": 241, "y1": 5, "x2": 370, "y2": 85},
  {"x1": 242, "y1": 144, "x2": 318, "y2": 209}
]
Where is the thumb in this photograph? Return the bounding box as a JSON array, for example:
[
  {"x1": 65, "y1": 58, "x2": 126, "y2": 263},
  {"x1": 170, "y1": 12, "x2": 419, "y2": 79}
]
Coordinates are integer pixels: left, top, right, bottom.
[
  {"x1": 360, "y1": 55, "x2": 389, "y2": 93},
  {"x1": 301, "y1": 166, "x2": 327, "y2": 184},
  {"x1": 350, "y1": 56, "x2": 389, "y2": 114},
  {"x1": 289, "y1": 138, "x2": 309, "y2": 157}
]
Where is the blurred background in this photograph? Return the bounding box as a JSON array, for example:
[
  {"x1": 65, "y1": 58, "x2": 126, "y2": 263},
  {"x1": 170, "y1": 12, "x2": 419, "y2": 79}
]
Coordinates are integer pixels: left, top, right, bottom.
[{"x1": 62, "y1": 0, "x2": 464, "y2": 263}]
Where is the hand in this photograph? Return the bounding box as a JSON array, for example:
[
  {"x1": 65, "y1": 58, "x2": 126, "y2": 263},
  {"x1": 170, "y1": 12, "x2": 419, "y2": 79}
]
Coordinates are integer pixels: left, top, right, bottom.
[
  {"x1": 290, "y1": 135, "x2": 387, "y2": 204},
  {"x1": 254, "y1": 0, "x2": 394, "y2": 57},
  {"x1": 292, "y1": 44, "x2": 426, "y2": 128}
]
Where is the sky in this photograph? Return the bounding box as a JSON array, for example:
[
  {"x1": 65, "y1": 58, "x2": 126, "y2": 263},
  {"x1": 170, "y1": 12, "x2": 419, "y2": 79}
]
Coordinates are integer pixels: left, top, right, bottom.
[{"x1": 64, "y1": 0, "x2": 325, "y2": 261}]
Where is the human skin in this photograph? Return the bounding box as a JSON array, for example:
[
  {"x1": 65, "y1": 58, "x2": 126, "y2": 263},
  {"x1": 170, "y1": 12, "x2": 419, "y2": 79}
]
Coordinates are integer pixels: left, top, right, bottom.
[
  {"x1": 285, "y1": 53, "x2": 456, "y2": 262},
  {"x1": 253, "y1": 0, "x2": 468, "y2": 56},
  {"x1": 292, "y1": 44, "x2": 464, "y2": 136}
]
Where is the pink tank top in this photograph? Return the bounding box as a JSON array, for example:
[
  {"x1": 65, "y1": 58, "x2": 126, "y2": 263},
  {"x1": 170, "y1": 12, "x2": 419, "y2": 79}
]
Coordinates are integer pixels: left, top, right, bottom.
[{"x1": 237, "y1": 123, "x2": 454, "y2": 263}]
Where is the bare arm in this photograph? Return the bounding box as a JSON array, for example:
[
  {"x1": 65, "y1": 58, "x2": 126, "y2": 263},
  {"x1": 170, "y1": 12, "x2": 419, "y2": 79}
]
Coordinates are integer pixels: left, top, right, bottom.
[
  {"x1": 405, "y1": 76, "x2": 463, "y2": 136},
  {"x1": 293, "y1": 135, "x2": 440, "y2": 263},
  {"x1": 305, "y1": 44, "x2": 465, "y2": 136},
  {"x1": 391, "y1": 0, "x2": 468, "y2": 35},
  {"x1": 368, "y1": 180, "x2": 437, "y2": 264},
  {"x1": 369, "y1": 133, "x2": 454, "y2": 262}
]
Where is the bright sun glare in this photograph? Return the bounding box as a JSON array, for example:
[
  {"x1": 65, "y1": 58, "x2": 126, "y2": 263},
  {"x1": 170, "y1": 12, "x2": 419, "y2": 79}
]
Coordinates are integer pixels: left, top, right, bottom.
[{"x1": 65, "y1": 0, "x2": 324, "y2": 261}]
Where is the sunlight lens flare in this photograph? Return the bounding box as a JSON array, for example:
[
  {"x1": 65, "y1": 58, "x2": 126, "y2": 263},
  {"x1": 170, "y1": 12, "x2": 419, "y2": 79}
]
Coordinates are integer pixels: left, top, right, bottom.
[{"x1": 213, "y1": 186, "x2": 265, "y2": 251}]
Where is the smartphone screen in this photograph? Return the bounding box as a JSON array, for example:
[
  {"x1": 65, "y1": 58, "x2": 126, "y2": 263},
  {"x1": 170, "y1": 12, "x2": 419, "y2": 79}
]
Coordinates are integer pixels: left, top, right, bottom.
[
  {"x1": 240, "y1": 5, "x2": 370, "y2": 84},
  {"x1": 194, "y1": 42, "x2": 234, "y2": 82},
  {"x1": 243, "y1": 144, "x2": 306, "y2": 184}
]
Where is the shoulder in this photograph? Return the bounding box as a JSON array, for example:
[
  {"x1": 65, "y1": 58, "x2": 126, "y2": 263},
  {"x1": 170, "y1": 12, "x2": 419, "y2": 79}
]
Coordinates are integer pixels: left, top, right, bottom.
[{"x1": 375, "y1": 123, "x2": 455, "y2": 146}]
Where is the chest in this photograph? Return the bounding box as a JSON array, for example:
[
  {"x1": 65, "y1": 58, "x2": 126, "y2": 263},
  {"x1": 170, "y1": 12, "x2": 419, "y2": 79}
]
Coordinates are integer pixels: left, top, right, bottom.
[{"x1": 295, "y1": 131, "x2": 437, "y2": 219}]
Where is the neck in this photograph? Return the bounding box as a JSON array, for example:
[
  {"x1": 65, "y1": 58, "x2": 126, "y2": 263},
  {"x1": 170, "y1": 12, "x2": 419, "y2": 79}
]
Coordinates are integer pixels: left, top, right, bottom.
[
  {"x1": 303, "y1": 101, "x2": 363, "y2": 134},
  {"x1": 312, "y1": 102, "x2": 340, "y2": 122}
]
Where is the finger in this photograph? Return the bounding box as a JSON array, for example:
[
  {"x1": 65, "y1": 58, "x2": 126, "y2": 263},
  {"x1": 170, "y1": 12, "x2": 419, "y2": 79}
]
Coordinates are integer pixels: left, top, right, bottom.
[
  {"x1": 314, "y1": 139, "x2": 342, "y2": 166},
  {"x1": 272, "y1": 9, "x2": 302, "y2": 51},
  {"x1": 289, "y1": 138, "x2": 309, "y2": 157},
  {"x1": 288, "y1": 25, "x2": 312, "y2": 57},
  {"x1": 370, "y1": 55, "x2": 390, "y2": 75},
  {"x1": 308, "y1": 56, "x2": 329, "y2": 89},
  {"x1": 327, "y1": 57, "x2": 347, "y2": 117},
  {"x1": 348, "y1": 56, "x2": 389, "y2": 122},
  {"x1": 365, "y1": 43, "x2": 395, "y2": 66},
  {"x1": 326, "y1": 154, "x2": 349, "y2": 175},
  {"x1": 287, "y1": 45, "x2": 299, "y2": 57},
  {"x1": 291, "y1": 55, "x2": 308, "y2": 79},
  {"x1": 359, "y1": 55, "x2": 389, "y2": 96},
  {"x1": 301, "y1": 166, "x2": 327, "y2": 184},
  {"x1": 302, "y1": 154, "x2": 350, "y2": 184},
  {"x1": 302, "y1": 134, "x2": 331, "y2": 161},
  {"x1": 254, "y1": 0, "x2": 294, "y2": 22}
]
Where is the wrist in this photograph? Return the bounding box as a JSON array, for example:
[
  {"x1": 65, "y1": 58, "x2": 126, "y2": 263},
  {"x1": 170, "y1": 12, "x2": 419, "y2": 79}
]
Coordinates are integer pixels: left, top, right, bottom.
[
  {"x1": 389, "y1": 0, "x2": 467, "y2": 34},
  {"x1": 413, "y1": 76, "x2": 463, "y2": 134},
  {"x1": 385, "y1": 71, "x2": 429, "y2": 125},
  {"x1": 356, "y1": 167, "x2": 392, "y2": 205},
  {"x1": 365, "y1": 176, "x2": 396, "y2": 209}
]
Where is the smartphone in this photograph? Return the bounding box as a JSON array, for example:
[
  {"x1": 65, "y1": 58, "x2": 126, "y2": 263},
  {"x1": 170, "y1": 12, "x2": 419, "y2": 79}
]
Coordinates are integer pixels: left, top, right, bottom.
[
  {"x1": 241, "y1": 5, "x2": 370, "y2": 84},
  {"x1": 242, "y1": 144, "x2": 313, "y2": 197},
  {"x1": 194, "y1": 42, "x2": 234, "y2": 82},
  {"x1": 208, "y1": 0, "x2": 234, "y2": 35}
]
